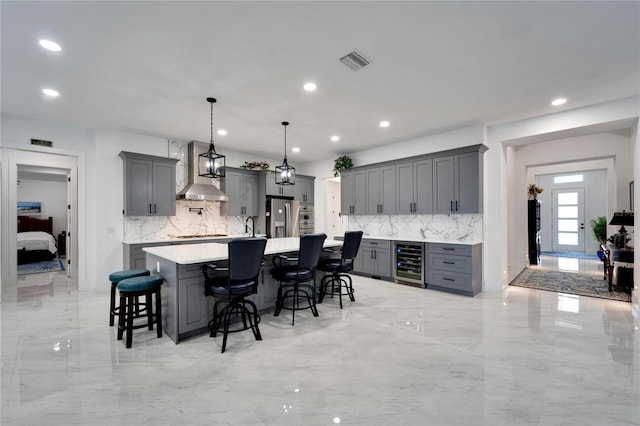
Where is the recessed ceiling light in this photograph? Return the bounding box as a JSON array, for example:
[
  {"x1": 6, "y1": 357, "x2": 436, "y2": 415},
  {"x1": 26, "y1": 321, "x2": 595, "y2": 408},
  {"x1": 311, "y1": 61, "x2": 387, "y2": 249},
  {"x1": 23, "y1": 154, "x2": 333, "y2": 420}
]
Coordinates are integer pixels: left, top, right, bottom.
[
  {"x1": 303, "y1": 82, "x2": 317, "y2": 92},
  {"x1": 331, "y1": 135, "x2": 340, "y2": 142},
  {"x1": 217, "y1": 129, "x2": 227, "y2": 136},
  {"x1": 292, "y1": 147, "x2": 300, "y2": 153},
  {"x1": 551, "y1": 98, "x2": 567, "y2": 106},
  {"x1": 39, "y1": 39, "x2": 61, "y2": 52},
  {"x1": 379, "y1": 120, "x2": 390, "y2": 128},
  {"x1": 42, "y1": 88, "x2": 59, "y2": 97}
]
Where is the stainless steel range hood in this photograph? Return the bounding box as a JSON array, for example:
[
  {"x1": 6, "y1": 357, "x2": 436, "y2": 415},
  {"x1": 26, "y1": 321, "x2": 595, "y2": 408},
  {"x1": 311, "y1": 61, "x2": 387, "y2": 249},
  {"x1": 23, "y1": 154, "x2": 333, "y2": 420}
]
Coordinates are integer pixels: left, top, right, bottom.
[{"x1": 176, "y1": 141, "x2": 229, "y2": 201}]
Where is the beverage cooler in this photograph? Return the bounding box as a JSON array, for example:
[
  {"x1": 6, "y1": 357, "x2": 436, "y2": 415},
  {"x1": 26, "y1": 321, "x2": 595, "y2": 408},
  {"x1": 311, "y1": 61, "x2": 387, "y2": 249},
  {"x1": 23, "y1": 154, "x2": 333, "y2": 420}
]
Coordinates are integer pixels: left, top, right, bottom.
[{"x1": 393, "y1": 241, "x2": 425, "y2": 287}]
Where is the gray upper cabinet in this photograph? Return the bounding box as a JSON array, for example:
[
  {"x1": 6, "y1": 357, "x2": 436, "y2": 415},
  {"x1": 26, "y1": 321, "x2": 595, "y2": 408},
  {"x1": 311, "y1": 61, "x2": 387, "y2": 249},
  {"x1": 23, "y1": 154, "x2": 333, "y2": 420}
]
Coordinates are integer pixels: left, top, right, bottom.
[
  {"x1": 221, "y1": 168, "x2": 259, "y2": 216},
  {"x1": 366, "y1": 165, "x2": 396, "y2": 214},
  {"x1": 340, "y1": 169, "x2": 366, "y2": 215},
  {"x1": 434, "y1": 151, "x2": 484, "y2": 214},
  {"x1": 396, "y1": 158, "x2": 433, "y2": 214},
  {"x1": 343, "y1": 145, "x2": 486, "y2": 216},
  {"x1": 266, "y1": 175, "x2": 294, "y2": 197},
  {"x1": 295, "y1": 175, "x2": 315, "y2": 204},
  {"x1": 120, "y1": 151, "x2": 178, "y2": 216}
]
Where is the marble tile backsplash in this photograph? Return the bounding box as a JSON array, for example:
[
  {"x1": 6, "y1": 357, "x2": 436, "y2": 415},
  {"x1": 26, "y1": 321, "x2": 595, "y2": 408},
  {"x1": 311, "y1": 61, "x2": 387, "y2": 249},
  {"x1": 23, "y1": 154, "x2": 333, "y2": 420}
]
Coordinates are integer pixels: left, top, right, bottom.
[
  {"x1": 347, "y1": 214, "x2": 483, "y2": 243},
  {"x1": 124, "y1": 200, "x2": 247, "y2": 241}
]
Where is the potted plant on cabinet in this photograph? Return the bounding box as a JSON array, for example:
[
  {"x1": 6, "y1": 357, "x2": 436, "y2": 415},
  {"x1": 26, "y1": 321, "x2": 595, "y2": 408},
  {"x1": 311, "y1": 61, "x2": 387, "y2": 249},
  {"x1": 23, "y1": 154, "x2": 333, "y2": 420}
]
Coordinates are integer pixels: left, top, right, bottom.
[
  {"x1": 241, "y1": 161, "x2": 271, "y2": 174},
  {"x1": 333, "y1": 155, "x2": 353, "y2": 177}
]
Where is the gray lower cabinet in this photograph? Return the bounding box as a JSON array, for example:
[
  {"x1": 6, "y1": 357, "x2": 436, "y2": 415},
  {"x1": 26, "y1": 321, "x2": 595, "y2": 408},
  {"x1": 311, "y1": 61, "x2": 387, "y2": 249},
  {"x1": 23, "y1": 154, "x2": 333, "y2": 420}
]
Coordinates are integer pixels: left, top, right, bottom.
[
  {"x1": 354, "y1": 239, "x2": 392, "y2": 280},
  {"x1": 426, "y1": 243, "x2": 482, "y2": 296},
  {"x1": 221, "y1": 168, "x2": 259, "y2": 216},
  {"x1": 120, "y1": 151, "x2": 178, "y2": 216}
]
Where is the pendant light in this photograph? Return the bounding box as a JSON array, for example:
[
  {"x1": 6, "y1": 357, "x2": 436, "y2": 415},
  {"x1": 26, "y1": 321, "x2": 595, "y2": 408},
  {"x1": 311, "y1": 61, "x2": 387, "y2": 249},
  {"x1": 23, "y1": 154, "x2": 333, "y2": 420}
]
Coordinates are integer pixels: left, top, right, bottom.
[
  {"x1": 198, "y1": 97, "x2": 226, "y2": 178},
  {"x1": 275, "y1": 121, "x2": 295, "y2": 185}
]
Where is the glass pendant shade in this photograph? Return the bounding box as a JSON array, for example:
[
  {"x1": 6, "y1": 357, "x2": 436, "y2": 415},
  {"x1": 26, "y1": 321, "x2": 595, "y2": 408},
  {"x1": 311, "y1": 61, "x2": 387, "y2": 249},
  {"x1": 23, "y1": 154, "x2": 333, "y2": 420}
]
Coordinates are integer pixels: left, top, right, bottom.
[
  {"x1": 198, "y1": 97, "x2": 226, "y2": 178},
  {"x1": 276, "y1": 121, "x2": 295, "y2": 185}
]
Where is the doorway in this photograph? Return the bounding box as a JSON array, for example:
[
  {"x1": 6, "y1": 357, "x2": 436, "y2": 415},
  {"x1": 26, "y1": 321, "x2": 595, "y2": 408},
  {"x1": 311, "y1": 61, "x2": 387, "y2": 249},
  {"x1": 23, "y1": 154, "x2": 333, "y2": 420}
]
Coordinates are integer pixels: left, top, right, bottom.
[
  {"x1": 1, "y1": 149, "x2": 78, "y2": 300},
  {"x1": 552, "y1": 187, "x2": 586, "y2": 253}
]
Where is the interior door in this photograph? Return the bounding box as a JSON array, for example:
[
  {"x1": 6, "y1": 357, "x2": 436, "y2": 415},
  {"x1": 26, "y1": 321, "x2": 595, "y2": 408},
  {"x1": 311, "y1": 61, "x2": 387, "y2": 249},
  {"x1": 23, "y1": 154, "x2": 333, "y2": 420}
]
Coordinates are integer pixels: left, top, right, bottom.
[{"x1": 552, "y1": 187, "x2": 586, "y2": 252}]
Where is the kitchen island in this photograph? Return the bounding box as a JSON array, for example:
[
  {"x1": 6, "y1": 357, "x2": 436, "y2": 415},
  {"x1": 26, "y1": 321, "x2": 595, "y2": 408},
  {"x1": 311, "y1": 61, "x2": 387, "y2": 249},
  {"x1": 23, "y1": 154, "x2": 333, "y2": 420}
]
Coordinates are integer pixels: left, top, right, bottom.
[{"x1": 144, "y1": 237, "x2": 342, "y2": 343}]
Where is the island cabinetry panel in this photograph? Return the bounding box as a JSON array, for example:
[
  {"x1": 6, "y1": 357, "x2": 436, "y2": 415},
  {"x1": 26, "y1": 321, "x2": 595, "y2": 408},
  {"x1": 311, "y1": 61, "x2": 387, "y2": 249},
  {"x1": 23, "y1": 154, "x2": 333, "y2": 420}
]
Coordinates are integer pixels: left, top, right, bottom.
[
  {"x1": 120, "y1": 151, "x2": 178, "y2": 216},
  {"x1": 221, "y1": 168, "x2": 259, "y2": 216},
  {"x1": 426, "y1": 243, "x2": 482, "y2": 296},
  {"x1": 396, "y1": 158, "x2": 433, "y2": 214},
  {"x1": 354, "y1": 239, "x2": 392, "y2": 280},
  {"x1": 366, "y1": 165, "x2": 396, "y2": 214},
  {"x1": 340, "y1": 169, "x2": 366, "y2": 215},
  {"x1": 295, "y1": 175, "x2": 315, "y2": 204},
  {"x1": 433, "y1": 151, "x2": 484, "y2": 214}
]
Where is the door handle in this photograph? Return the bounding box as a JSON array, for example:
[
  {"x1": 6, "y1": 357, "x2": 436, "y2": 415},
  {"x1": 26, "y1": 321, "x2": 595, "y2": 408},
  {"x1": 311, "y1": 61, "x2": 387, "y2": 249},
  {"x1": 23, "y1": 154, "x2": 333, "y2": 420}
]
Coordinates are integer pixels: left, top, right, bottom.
[{"x1": 580, "y1": 223, "x2": 585, "y2": 230}]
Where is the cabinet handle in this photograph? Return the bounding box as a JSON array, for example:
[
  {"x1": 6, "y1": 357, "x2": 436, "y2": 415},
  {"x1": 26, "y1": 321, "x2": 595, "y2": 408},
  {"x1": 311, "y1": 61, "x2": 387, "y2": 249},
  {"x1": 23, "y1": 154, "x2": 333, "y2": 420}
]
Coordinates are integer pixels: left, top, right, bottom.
[
  {"x1": 380, "y1": 204, "x2": 383, "y2": 214},
  {"x1": 450, "y1": 200, "x2": 453, "y2": 212},
  {"x1": 443, "y1": 277, "x2": 455, "y2": 282},
  {"x1": 149, "y1": 204, "x2": 152, "y2": 215},
  {"x1": 455, "y1": 200, "x2": 458, "y2": 212},
  {"x1": 443, "y1": 247, "x2": 455, "y2": 251},
  {"x1": 443, "y1": 261, "x2": 455, "y2": 265},
  {"x1": 413, "y1": 202, "x2": 416, "y2": 212},
  {"x1": 154, "y1": 204, "x2": 157, "y2": 214}
]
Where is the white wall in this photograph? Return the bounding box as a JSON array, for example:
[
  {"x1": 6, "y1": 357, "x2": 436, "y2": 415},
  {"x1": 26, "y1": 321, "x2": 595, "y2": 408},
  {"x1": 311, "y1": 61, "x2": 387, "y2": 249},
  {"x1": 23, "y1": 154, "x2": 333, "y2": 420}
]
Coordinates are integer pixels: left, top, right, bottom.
[{"x1": 17, "y1": 178, "x2": 67, "y2": 236}]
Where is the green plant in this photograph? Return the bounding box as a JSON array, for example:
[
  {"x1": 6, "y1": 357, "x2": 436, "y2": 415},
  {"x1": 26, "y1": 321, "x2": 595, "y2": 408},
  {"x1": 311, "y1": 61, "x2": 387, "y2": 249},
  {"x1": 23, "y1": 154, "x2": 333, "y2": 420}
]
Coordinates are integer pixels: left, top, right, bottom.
[
  {"x1": 589, "y1": 216, "x2": 607, "y2": 244},
  {"x1": 333, "y1": 155, "x2": 353, "y2": 177},
  {"x1": 240, "y1": 161, "x2": 271, "y2": 174}
]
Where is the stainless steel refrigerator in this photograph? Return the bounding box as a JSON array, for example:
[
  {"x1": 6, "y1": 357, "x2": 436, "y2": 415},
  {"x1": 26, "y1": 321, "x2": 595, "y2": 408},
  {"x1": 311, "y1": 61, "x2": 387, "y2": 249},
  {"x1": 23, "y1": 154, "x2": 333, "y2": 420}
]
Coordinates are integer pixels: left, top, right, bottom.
[{"x1": 266, "y1": 198, "x2": 300, "y2": 238}]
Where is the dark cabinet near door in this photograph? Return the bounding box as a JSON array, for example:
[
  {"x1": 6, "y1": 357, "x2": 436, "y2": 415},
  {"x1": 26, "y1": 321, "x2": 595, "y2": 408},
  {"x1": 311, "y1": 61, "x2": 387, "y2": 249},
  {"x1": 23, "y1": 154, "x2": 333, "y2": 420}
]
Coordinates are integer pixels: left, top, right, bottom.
[
  {"x1": 120, "y1": 151, "x2": 179, "y2": 216},
  {"x1": 528, "y1": 200, "x2": 541, "y2": 265}
]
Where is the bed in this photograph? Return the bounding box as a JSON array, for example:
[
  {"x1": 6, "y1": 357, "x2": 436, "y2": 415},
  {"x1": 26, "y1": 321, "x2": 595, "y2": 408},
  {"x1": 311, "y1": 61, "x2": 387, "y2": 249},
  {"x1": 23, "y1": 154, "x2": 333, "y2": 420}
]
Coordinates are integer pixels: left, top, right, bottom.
[{"x1": 17, "y1": 216, "x2": 58, "y2": 264}]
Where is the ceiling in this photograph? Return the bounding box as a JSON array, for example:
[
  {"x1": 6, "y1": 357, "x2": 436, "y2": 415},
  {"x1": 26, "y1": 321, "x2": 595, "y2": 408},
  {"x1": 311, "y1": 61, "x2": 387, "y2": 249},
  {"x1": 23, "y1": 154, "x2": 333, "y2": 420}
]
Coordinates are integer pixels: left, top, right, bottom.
[{"x1": 1, "y1": 1, "x2": 639, "y2": 163}]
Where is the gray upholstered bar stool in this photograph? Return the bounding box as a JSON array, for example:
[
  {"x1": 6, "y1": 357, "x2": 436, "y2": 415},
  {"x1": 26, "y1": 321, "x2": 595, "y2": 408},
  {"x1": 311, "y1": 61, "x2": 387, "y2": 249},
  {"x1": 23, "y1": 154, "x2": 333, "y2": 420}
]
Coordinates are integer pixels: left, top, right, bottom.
[
  {"x1": 108, "y1": 269, "x2": 150, "y2": 326},
  {"x1": 116, "y1": 275, "x2": 163, "y2": 348}
]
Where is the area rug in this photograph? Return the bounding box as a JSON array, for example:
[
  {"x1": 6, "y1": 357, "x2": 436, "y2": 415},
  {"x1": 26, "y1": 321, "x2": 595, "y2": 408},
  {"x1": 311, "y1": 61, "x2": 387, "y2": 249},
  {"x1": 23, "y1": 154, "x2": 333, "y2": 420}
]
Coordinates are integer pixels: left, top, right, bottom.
[
  {"x1": 540, "y1": 251, "x2": 599, "y2": 259},
  {"x1": 510, "y1": 267, "x2": 631, "y2": 302},
  {"x1": 17, "y1": 258, "x2": 64, "y2": 275}
]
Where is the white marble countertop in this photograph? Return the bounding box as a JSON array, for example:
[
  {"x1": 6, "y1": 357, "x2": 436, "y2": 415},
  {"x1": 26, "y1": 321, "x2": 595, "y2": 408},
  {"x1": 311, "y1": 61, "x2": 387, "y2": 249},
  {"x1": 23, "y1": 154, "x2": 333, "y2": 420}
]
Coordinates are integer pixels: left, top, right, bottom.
[
  {"x1": 124, "y1": 234, "x2": 266, "y2": 245},
  {"x1": 143, "y1": 237, "x2": 343, "y2": 264},
  {"x1": 344, "y1": 234, "x2": 482, "y2": 245}
]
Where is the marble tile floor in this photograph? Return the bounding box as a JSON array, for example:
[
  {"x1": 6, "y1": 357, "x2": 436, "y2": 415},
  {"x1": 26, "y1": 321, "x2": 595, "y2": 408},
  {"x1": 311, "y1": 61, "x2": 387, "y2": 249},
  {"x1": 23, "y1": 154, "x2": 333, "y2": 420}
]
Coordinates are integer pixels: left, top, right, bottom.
[{"x1": 1, "y1": 271, "x2": 639, "y2": 425}]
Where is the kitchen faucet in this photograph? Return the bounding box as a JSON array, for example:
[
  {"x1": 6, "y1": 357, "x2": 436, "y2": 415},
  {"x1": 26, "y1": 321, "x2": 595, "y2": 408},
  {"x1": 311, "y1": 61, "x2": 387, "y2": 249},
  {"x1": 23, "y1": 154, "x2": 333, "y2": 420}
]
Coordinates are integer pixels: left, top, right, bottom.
[{"x1": 245, "y1": 216, "x2": 255, "y2": 238}]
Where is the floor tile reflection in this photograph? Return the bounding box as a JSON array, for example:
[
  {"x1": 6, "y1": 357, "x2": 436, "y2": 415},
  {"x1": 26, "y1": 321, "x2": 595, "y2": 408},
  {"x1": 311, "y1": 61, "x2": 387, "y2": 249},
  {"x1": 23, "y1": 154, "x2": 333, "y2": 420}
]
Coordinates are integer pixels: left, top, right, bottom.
[{"x1": 1, "y1": 271, "x2": 639, "y2": 425}]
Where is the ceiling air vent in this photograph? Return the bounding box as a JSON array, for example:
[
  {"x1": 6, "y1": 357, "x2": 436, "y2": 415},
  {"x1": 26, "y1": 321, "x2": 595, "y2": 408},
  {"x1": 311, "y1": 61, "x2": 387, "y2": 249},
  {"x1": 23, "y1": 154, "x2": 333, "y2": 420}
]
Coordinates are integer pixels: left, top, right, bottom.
[{"x1": 339, "y1": 50, "x2": 370, "y2": 71}]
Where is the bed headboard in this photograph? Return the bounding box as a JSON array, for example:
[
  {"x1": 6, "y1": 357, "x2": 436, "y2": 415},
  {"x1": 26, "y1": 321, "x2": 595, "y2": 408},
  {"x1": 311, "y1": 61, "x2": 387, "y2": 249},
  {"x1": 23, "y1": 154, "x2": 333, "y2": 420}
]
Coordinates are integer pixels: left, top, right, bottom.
[{"x1": 17, "y1": 216, "x2": 53, "y2": 234}]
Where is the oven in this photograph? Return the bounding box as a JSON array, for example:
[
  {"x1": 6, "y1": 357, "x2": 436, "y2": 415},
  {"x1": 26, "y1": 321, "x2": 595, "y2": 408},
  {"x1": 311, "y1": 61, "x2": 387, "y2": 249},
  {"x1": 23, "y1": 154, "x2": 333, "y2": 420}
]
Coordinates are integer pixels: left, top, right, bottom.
[{"x1": 298, "y1": 205, "x2": 314, "y2": 235}]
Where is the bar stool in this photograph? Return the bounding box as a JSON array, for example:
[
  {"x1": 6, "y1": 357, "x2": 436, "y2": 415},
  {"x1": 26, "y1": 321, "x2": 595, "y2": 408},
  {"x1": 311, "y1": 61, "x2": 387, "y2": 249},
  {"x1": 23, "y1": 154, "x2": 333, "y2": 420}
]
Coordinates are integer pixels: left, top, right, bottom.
[
  {"x1": 108, "y1": 269, "x2": 150, "y2": 326},
  {"x1": 117, "y1": 275, "x2": 164, "y2": 348},
  {"x1": 318, "y1": 231, "x2": 363, "y2": 309}
]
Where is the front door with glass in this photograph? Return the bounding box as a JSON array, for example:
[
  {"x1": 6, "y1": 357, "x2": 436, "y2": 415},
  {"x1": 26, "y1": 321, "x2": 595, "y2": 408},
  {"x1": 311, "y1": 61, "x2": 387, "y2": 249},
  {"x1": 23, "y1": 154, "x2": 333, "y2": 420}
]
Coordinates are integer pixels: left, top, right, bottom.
[{"x1": 552, "y1": 187, "x2": 586, "y2": 252}]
